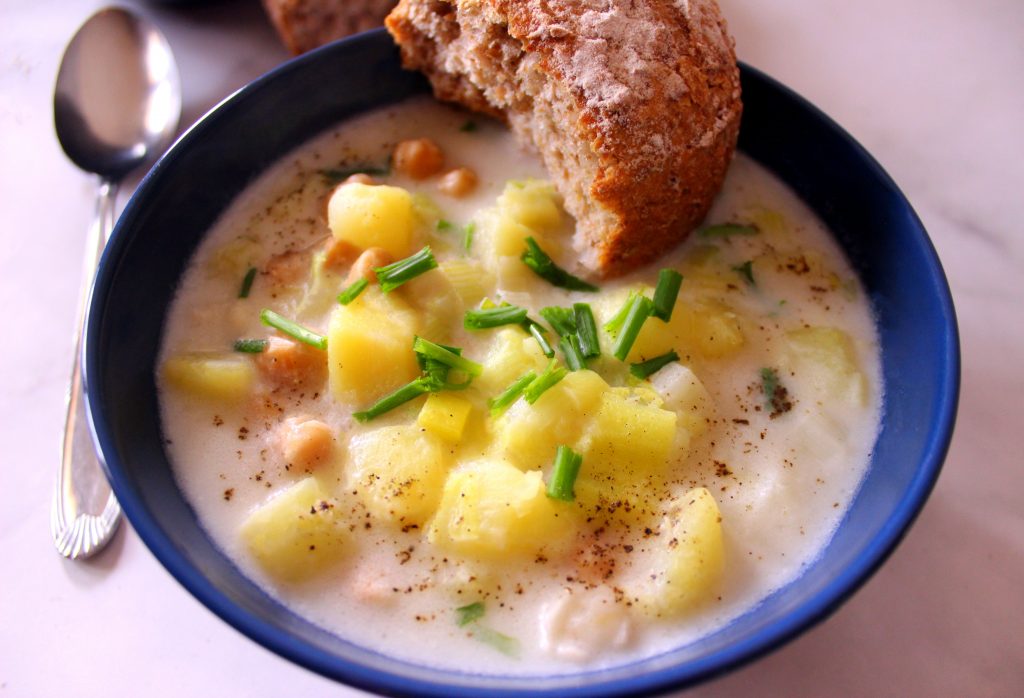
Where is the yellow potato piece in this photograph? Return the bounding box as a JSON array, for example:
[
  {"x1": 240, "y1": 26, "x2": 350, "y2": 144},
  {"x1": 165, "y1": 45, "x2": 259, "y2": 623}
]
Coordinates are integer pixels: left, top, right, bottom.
[
  {"x1": 428, "y1": 459, "x2": 573, "y2": 560},
  {"x1": 786, "y1": 326, "x2": 868, "y2": 405},
  {"x1": 630, "y1": 487, "x2": 724, "y2": 616},
  {"x1": 475, "y1": 328, "x2": 549, "y2": 395},
  {"x1": 417, "y1": 392, "x2": 473, "y2": 443},
  {"x1": 327, "y1": 288, "x2": 420, "y2": 403},
  {"x1": 162, "y1": 353, "x2": 254, "y2": 402},
  {"x1": 497, "y1": 179, "x2": 562, "y2": 232},
  {"x1": 348, "y1": 425, "x2": 450, "y2": 527},
  {"x1": 240, "y1": 477, "x2": 347, "y2": 582},
  {"x1": 327, "y1": 182, "x2": 416, "y2": 258}
]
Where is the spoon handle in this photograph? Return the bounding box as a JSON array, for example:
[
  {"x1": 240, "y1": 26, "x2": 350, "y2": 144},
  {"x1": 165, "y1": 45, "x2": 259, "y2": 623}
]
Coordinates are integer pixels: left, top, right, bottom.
[{"x1": 51, "y1": 180, "x2": 122, "y2": 559}]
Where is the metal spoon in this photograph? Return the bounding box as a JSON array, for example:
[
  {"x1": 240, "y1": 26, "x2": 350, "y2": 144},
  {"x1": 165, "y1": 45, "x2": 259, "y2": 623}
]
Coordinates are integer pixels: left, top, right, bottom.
[{"x1": 52, "y1": 7, "x2": 181, "y2": 559}]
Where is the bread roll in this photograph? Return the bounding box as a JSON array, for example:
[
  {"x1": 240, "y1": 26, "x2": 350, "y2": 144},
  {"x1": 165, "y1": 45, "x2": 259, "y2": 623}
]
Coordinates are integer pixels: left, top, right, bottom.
[{"x1": 386, "y1": 0, "x2": 742, "y2": 276}]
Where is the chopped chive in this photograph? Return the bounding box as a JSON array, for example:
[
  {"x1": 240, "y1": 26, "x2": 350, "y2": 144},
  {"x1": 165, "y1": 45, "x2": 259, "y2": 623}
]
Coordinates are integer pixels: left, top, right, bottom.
[
  {"x1": 761, "y1": 367, "x2": 779, "y2": 408},
  {"x1": 603, "y1": 291, "x2": 639, "y2": 338},
  {"x1": 352, "y1": 377, "x2": 434, "y2": 422},
  {"x1": 413, "y1": 336, "x2": 482, "y2": 376},
  {"x1": 520, "y1": 237, "x2": 599, "y2": 292},
  {"x1": 572, "y1": 303, "x2": 600, "y2": 358},
  {"x1": 699, "y1": 223, "x2": 759, "y2": 239},
  {"x1": 260, "y1": 309, "x2": 327, "y2": 350},
  {"x1": 523, "y1": 359, "x2": 568, "y2": 404},
  {"x1": 321, "y1": 164, "x2": 389, "y2": 184},
  {"x1": 547, "y1": 445, "x2": 583, "y2": 502},
  {"x1": 464, "y1": 305, "x2": 529, "y2": 330},
  {"x1": 455, "y1": 602, "x2": 486, "y2": 627},
  {"x1": 459, "y1": 120, "x2": 478, "y2": 133},
  {"x1": 732, "y1": 260, "x2": 755, "y2": 286},
  {"x1": 523, "y1": 319, "x2": 555, "y2": 358},
  {"x1": 233, "y1": 338, "x2": 268, "y2": 353},
  {"x1": 488, "y1": 371, "x2": 537, "y2": 416},
  {"x1": 436, "y1": 219, "x2": 453, "y2": 231},
  {"x1": 336, "y1": 278, "x2": 368, "y2": 305},
  {"x1": 463, "y1": 222, "x2": 476, "y2": 252},
  {"x1": 652, "y1": 269, "x2": 684, "y2": 321},
  {"x1": 629, "y1": 350, "x2": 680, "y2": 380},
  {"x1": 238, "y1": 267, "x2": 257, "y2": 299},
  {"x1": 539, "y1": 306, "x2": 576, "y2": 337},
  {"x1": 611, "y1": 295, "x2": 654, "y2": 361},
  {"x1": 375, "y1": 246, "x2": 438, "y2": 293},
  {"x1": 472, "y1": 625, "x2": 520, "y2": 658},
  {"x1": 559, "y1": 335, "x2": 586, "y2": 371}
]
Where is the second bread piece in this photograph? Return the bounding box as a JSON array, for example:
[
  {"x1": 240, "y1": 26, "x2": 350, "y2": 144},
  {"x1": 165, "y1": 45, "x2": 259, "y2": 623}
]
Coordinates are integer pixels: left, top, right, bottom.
[{"x1": 386, "y1": 0, "x2": 742, "y2": 276}]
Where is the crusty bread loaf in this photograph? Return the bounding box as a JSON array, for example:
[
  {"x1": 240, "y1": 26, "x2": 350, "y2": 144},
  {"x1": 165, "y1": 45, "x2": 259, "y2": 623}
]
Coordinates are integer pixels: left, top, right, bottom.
[
  {"x1": 386, "y1": 0, "x2": 741, "y2": 276},
  {"x1": 263, "y1": 0, "x2": 397, "y2": 55}
]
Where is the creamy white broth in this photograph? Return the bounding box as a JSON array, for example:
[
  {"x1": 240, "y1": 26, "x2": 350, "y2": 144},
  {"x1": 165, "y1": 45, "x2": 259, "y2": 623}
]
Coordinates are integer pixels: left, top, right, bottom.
[{"x1": 158, "y1": 96, "x2": 881, "y2": 674}]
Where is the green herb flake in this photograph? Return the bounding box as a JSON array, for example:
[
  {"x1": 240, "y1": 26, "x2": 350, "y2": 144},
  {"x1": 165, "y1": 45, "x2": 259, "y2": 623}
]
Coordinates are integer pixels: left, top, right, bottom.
[
  {"x1": 523, "y1": 359, "x2": 568, "y2": 404},
  {"x1": 455, "y1": 602, "x2": 486, "y2": 627},
  {"x1": 238, "y1": 266, "x2": 257, "y2": 299},
  {"x1": 464, "y1": 304, "x2": 529, "y2": 330},
  {"x1": 353, "y1": 377, "x2": 435, "y2": 422},
  {"x1": 436, "y1": 219, "x2": 453, "y2": 231},
  {"x1": 546, "y1": 445, "x2": 583, "y2": 501},
  {"x1": 652, "y1": 269, "x2": 683, "y2": 321},
  {"x1": 611, "y1": 295, "x2": 654, "y2": 361},
  {"x1": 572, "y1": 303, "x2": 601, "y2": 358},
  {"x1": 539, "y1": 306, "x2": 577, "y2": 338},
  {"x1": 760, "y1": 367, "x2": 793, "y2": 418},
  {"x1": 521, "y1": 237, "x2": 599, "y2": 292},
  {"x1": 523, "y1": 319, "x2": 555, "y2": 358},
  {"x1": 488, "y1": 371, "x2": 538, "y2": 416},
  {"x1": 698, "y1": 223, "x2": 760, "y2": 239},
  {"x1": 732, "y1": 260, "x2": 755, "y2": 286},
  {"x1": 336, "y1": 278, "x2": 368, "y2": 305},
  {"x1": 603, "y1": 291, "x2": 639, "y2": 338},
  {"x1": 233, "y1": 338, "x2": 268, "y2": 353},
  {"x1": 413, "y1": 337, "x2": 482, "y2": 377},
  {"x1": 374, "y1": 246, "x2": 438, "y2": 293},
  {"x1": 472, "y1": 625, "x2": 521, "y2": 658},
  {"x1": 629, "y1": 350, "x2": 680, "y2": 380},
  {"x1": 559, "y1": 335, "x2": 586, "y2": 371},
  {"x1": 463, "y1": 222, "x2": 476, "y2": 252}
]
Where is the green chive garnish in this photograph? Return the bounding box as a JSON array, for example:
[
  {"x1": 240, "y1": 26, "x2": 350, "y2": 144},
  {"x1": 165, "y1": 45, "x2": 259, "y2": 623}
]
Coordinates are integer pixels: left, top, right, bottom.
[
  {"x1": 539, "y1": 306, "x2": 576, "y2": 337},
  {"x1": 464, "y1": 305, "x2": 529, "y2": 330},
  {"x1": 260, "y1": 309, "x2": 327, "y2": 350},
  {"x1": 559, "y1": 335, "x2": 586, "y2": 371},
  {"x1": 374, "y1": 246, "x2": 438, "y2": 292},
  {"x1": 603, "y1": 291, "x2": 639, "y2": 338},
  {"x1": 547, "y1": 445, "x2": 583, "y2": 502},
  {"x1": 352, "y1": 377, "x2": 434, "y2": 422},
  {"x1": 523, "y1": 359, "x2": 568, "y2": 404},
  {"x1": 699, "y1": 223, "x2": 759, "y2": 239},
  {"x1": 652, "y1": 269, "x2": 683, "y2": 321},
  {"x1": 523, "y1": 319, "x2": 555, "y2": 358},
  {"x1": 473, "y1": 625, "x2": 520, "y2": 658},
  {"x1": 463, "y1": 222, "x2": 476, "y2": 252},
  {"x1": 238, "y1": 266, "x2": 257, "y2": 299},
  {"x1": 572, "y1": 303, "x2": 600, "y2": 358},
  {"x1": 336, "y1": 278, "x2": 368, "y2": 305},
  {"x1": 629, "y1": 350, "x2": 680, "y2": 380},
  {"x1": 489, "y1": 371, "x2": 537, "y2": 416},
  {"x1": 436, "y1": 219, "x2": 453, "y2": 231},
  {"x1": 455, "y1": 602, "x2": 485, "y2": 627},
  {"x1": 233, "y1": 338, "x2": 268, "y2": 353},
  {"x1": 732, "y1": 260, "x2": 755, "y2": 286},
  {"x1": 413, "y1": 337, "x2": 482, "y2": 376},
  {"x1": 521, "y1": 237, "x2": 599, "y2": 292},
  {"x1": 611, "y1": 295, "x2": 654, "y2": 361}
]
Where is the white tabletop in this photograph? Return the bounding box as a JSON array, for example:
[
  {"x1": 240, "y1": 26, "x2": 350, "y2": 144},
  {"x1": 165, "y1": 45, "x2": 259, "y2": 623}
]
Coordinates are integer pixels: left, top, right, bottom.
[{"x1": 2, "y1": 1, "x2": 1022, "y2": 695}]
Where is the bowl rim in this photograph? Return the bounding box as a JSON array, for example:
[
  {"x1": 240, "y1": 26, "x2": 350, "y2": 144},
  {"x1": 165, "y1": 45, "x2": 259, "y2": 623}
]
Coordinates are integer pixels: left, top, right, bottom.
[{"x1": 85, "y1": 29, "x2": 960, "y2": 698}]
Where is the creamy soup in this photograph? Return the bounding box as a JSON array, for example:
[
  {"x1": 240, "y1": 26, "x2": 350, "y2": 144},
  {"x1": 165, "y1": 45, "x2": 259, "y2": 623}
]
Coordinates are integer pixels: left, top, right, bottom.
[{"x1": 158, "y1": 97, "x2": 881, "y2": 674}]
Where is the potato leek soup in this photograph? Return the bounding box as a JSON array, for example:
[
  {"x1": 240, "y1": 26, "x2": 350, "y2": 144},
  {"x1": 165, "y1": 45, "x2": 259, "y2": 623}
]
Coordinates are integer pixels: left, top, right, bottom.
[{"x1": 158, "y1": 97, "x2": 881, "y2": 673}]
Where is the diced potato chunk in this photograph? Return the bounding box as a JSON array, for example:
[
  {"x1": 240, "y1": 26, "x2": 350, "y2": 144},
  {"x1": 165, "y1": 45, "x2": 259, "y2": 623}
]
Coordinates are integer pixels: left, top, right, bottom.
[
  {"x1": 162, "y1": 353, "x2": 255, "y2": 402},
  {"x1": 785, "y1": 326, "x2": 868, "y2": 405},
  {"x1": 497, "y1": 179, "x2": 562, "y2": 232},
  {"x1": 327, "y1": 288, "x2": 420, "y2": 402},
  {"x1": 672, "y1": 301, "x2": 745, "y2": 359},
  {"x1": 348, "y1": 425, "x2": 450, "y2": 526},
  {"x1": 576, "y1": 387, "x2": 678, "y2": 492},
  {"x1": 475, "y1": 328, "x2": 549, "y2": 395},
  {"x1": 628, "y1": 487, "x2": 724, "y2": 616},
  {"x1": 417, "y1": 393, "x2": 473, "y2": 442},
  {"x1": 494, "y1": 370, "x2": 609, "y2": 470},
  {"x1": 327, "y1": 183, "x2": 416, "y2": 258},
  {"x1": 428, "y1": 459, "x2": 572, "y2": 559},
  {"x1": 650, "y1": 363, "x2": 715, "y2": 438},
  {"x1": 240, "y1": 477, "x2": 347, "y2": 582}
]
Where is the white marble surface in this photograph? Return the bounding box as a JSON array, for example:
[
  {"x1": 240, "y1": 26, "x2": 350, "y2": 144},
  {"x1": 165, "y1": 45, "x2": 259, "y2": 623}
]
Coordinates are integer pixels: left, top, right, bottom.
[{"x1": 2, "y1": 0, "x2": 1022, "y2": 695}]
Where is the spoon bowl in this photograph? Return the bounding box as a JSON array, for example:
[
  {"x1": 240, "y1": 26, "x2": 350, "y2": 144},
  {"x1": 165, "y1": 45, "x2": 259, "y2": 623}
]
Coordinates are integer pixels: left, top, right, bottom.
[{"x1": 51, "y1": 6, "x2": 181, "y2": 559}]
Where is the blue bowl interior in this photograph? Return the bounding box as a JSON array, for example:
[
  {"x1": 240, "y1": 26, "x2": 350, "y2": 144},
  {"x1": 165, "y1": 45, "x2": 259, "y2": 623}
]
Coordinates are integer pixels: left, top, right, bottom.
[{"x1": 86, "y1": 29, "x2": 958, "y2": 698}]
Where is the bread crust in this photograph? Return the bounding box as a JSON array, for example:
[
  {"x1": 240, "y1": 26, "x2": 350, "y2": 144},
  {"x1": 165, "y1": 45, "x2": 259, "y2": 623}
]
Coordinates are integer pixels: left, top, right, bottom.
[{"x1": 387, "y1": 0, "x2": 742, "y2": 276}]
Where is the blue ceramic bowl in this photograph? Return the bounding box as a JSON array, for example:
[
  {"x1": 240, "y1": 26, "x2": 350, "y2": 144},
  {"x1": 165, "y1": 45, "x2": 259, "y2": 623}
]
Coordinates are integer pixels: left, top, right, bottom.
[{"x1": 86, "y1": 29, "x2": 959, "y2": 697}]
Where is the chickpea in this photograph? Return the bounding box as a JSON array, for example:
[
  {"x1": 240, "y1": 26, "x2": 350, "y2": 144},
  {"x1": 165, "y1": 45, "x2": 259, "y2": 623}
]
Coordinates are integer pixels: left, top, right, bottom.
[
  {"x1": 392, "y1": 138, "x2": 444, "y2": 179},
  {"x1": 322, "y1": 237, "x2": 359, "y2": 270},
  {"x1": 437, "y1": 167, "x2": 479, "y2": 197},
  {"x1": 347, "y1": 247, "x2": 392, "y2": 285}
]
